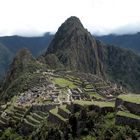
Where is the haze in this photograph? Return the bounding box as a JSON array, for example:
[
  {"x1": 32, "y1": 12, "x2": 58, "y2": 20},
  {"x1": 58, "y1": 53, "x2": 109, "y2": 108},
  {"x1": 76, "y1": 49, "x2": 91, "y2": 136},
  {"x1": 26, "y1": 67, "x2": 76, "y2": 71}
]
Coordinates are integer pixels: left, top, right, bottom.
[{"x1": 0, "y1": 0, "x2": 140, "y2": 36}]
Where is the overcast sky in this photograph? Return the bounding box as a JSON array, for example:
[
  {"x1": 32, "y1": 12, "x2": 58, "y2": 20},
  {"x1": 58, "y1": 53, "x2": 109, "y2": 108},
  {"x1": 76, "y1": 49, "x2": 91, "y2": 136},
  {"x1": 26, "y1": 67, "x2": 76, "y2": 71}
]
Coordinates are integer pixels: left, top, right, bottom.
[{"x1": 0, "y1": 0, "x2": 140, "y2": 36}]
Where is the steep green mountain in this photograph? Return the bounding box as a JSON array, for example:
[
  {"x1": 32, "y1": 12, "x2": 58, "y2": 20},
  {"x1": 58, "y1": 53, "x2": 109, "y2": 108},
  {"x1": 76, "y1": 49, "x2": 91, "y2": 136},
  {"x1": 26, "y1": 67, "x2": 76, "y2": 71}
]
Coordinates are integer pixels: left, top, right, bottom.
[
  {"x1": 45, "y1": 16, "x2": 104, "y2": 77},
  {"x1": 96, "y1": 33, "x2": 140, "y2": 54},
  {"x1": 1, "y1": 48, "x2": 44, "y2": 100},
  {"x1": 0, "y1": 44, "x2": 13, "y2": 81},
  {"x1": 97, "y1": 40, "x2": 140, "y2": 92},
  {"x1": 45, "y1": 16, "x2": 140, "y2": 93},
  {"x1": 0, "y1": 33, "x2": 53, "y2": 81}
]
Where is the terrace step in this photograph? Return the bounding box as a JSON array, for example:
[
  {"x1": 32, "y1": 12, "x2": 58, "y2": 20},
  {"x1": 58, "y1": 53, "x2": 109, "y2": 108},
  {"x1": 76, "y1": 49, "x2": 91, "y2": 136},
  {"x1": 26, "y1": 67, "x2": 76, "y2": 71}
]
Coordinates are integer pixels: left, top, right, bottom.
[
  {"x1": 0, "y1": 116, "x2": 9, "y2": 122},
  {"x1": 35, "y1": 111, "x2": 48, "y2": 117},
  {"x1": 58, "y1": 105, "x2": 71, "y2": 119},
  {"x1": 23, "y1": 118, "x2": 37, "y2": 128},
  {"x1": 12, "y1": 115, "x2": 21, "y2": 121},
  {"x1": 26, "y1": 115, "x2": 40, "y2": 125},
  {"x1": 31, "y1": 113, "x2": 44, "y2": 121},
  {"x1": 14, "y1": 106, "x2": 27, "y2": 112},
  {"x1": 0, "y1": 119, "x2": 6, "y2": 125},
  {"x1": 14, "y1": 112, "x2": 24, "y2": 118},
  {"x1": 49, "y1": 107, "x2": 68, "y2": 124}
]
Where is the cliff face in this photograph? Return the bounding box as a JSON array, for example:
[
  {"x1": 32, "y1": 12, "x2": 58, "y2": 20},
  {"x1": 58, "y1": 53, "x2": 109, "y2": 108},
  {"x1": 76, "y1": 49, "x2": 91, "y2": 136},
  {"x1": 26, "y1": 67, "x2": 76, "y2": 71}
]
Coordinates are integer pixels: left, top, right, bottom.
[
  {"x1": 45, "y1": 16, "x2": 140, "y2": 93},
  {"x1": 46, "y1": 16, "x2": 105, "y2": 77},
  {"x1": 96, "y1": 40, "x2": 140, "y2": 92}
]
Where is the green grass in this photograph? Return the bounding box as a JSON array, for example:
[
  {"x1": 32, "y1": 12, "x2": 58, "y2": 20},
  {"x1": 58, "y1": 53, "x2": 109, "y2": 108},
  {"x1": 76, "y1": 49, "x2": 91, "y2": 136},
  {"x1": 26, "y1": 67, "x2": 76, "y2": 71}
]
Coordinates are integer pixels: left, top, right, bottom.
[
  {"x1": 85, "y1": 84, "x2": 93, "y2": 89},
  {"x1": 74, "y1": 100, "x2": 115, "y2": 108},
  {"x1": 59, "y1": 105, "x2": 71, "y2": 114},
  {"x1": 52, "y1": 77, "x2": 77, "y2": 88},
  {"x1": 88, "y1": 92, "x2": 104, "y2": 99},
  {"x1": 80, "y1": 135, "x2": 96, "y2": 140},
  {"x1": 50, "y1": 108, "x2": 67, "y2": 122},
  {"x1": 118, "y1": 94, "x2": 140, "y2": 104},
  {"x1": 117, "y1": 111, "x2": 140, "y2": 120},
  {"x1": 31, "y1": 113, "x2": 44, "y2": 121},
  {"x1": 26, "y1": 115, "x2": 40, "y2": 124},
  {"x1": 24, "y1": 118, "x2": 36, "y2": 128}
]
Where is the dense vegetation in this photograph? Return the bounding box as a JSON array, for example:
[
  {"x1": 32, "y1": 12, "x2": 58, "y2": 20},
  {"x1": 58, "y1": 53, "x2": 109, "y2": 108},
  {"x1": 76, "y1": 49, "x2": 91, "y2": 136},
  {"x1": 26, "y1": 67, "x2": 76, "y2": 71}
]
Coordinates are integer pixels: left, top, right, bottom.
[
  {"x1": 96, "y1": 32, "x2": 140, "y2": 54},
  {"x1": 0, "y1": 110, "x2": 139, "y2": 140},
  {"x1": 0, "y1": 44, "x2": 13, "y2": 81}
]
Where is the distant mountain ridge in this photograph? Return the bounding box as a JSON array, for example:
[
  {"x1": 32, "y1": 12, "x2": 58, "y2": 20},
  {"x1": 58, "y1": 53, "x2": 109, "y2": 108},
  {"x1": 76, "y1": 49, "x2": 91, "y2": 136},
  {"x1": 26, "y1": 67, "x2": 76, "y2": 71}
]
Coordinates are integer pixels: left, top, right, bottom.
[
  {"x1": 0, "y1": 33, "x2": 53, "y2": 56},
  {"x1": 0, "y1": 33, "x2": 53, "y2": 81},
  {"x1": 96, "y1": 33, "x2": 140, "y2": 54}
]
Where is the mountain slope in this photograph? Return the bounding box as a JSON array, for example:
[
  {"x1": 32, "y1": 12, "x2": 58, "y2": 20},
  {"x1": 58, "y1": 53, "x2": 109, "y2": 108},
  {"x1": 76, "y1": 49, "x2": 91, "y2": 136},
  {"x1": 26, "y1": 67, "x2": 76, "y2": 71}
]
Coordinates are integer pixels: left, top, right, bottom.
[
  {"x1": 45, "y1": 16, "x2": 140, "y2": 93},
  {"x1": 1, "y1": 48, "x2": 44, "y2": 100},
  {"x1": 96, "y1": 33, "x2": 140, "y2": 54},
  {"x1": 0, "y1": 33, "x2": 53, "y2": 81},
  {"x1": 97, "y1": 40, "x2": 140, "y2": 92},
  {"x1": 0, "y1": 44, "x2": 13, "y2": 81},
  {"x1": 45, "y1": 16, "x2": 104, "y2": 77}
]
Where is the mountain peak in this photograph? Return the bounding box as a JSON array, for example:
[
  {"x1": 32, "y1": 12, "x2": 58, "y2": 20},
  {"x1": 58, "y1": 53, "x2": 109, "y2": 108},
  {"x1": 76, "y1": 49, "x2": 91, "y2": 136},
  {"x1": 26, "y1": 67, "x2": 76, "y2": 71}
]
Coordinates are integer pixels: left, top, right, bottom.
[
  {"x1": 63, "y1": 16, "x2": 83, "y2": 27},
  {"x1": 46, "y1": 16, "x2": 90, "y2": 53},
  {"x1": 14, "y1": 48, "x2": 33, "y2": 63},
  {"x1": 45, "y1": 16, "x2": 104, "y2": 76}
]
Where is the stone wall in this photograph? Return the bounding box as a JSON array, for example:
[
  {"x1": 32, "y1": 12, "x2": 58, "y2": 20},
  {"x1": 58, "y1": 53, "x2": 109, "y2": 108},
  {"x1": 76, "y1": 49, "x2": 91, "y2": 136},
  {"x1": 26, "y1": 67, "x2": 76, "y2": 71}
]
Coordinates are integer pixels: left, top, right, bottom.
[
  {"x1": 31, "y1": 103, "x2": 60, "y2": 112},
  {"x1": 48, "y1": 112, "x2": 67, "y2": 125},
  {"x1": 58, "y1": 108, "x2": 70, "y2": 119},
  {"x1": 116, "y1": 115, "x2": 140, "y2": 130},
  {"x1": 88, "y1": 105, "x2": 114, "y2": 114},
  {"x1": 116, "y1": 98, "x2": 140, "y2": 115},
  {"x1": 66, "y1": 104, "x2": 74, "y2": 113},
  {"x1": 67, "y1": 103, "x2": 114, "y2": 114}
]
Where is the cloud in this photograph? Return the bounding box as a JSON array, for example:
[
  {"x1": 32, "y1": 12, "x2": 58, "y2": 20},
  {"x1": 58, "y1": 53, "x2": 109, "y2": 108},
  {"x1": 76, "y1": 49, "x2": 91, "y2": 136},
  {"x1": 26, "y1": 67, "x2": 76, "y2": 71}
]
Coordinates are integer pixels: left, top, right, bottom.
[{"x1": 0, "y1": 0, "x2": 140, "y2": 36}]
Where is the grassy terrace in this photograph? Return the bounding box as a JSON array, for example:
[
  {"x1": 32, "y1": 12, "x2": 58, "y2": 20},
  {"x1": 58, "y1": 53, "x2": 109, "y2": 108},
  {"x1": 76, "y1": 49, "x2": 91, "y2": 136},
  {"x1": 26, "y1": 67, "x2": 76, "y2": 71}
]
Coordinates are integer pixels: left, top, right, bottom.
[
  {"x1": 26, "y1": 115, "x2": 40, "y2": 125},
  {"x1": 74, "y1": 100, "x2": 115, "y2": 108},
  {"x1": 117, "y1": 111, "x2": 140, "y2": 120},
  {"x1": 118, "y1": 94, "x2": 140, "y2": 104},
  {"x1": 52, "y1": 77, "x2": 77, "y2": 88},
  {"x1": 50, "y1": 108, "x2": 67, "y2": 122},
  {"x1": 59, "y1": 105, "x2": 71, "y2": 114},
  {"x1": 24, "y1": 119, "x2": 36, "y2": 128},
  {"x1": 88, "y1": 92, "x2": 104, "y2": 99},
  {"x1": 0, "y1": 119, "x2": 6, "y2": 125}
]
